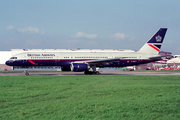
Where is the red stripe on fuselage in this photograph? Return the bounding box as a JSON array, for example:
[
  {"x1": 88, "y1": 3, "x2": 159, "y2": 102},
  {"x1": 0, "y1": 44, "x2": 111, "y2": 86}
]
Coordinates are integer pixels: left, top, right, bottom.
[
  {"x1": 28, "y1": 60, "x2": 37, "y2": 65},
  {"x1": 148, "y1": 44, "x2": 160, "y2": 52}
]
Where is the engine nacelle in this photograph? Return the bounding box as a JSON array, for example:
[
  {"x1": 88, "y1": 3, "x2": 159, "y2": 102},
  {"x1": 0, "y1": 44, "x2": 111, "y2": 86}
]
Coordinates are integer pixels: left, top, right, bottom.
[{"x1": 71, "y1": 63, "x2": 89, "y2": 72}]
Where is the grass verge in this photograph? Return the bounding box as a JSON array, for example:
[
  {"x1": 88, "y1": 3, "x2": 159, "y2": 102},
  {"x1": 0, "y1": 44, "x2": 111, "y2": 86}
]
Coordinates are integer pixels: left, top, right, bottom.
[{"x1": 0, "y1": 75, "x2": 180, "y2": 119}]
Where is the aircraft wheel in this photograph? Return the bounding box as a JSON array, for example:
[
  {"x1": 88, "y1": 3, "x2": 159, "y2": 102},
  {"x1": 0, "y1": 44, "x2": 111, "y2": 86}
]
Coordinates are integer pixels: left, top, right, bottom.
[
  {"x1": 84, "y1": 71, "x2": 89, "y2": 74},
  {"x1": 84, "y1": 71, "x2": 94, "y2": 75},
  {"x1": 95, "y1": 71, "x2": 100, "y2": 75},
  {"x1": 84, "y1": 71, "x2": 100, "y2": 75},
  {"x1": 25, "y1": 72, "x2": 29, "y2": 76},
  {"x1": 24, "y1": 70, "x2": 29, "y2": 76}
]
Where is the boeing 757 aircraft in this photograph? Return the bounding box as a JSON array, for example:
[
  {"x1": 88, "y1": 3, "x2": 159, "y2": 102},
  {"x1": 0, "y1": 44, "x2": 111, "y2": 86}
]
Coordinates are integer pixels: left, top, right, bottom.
[{"x1": 6, "y1": 28, "x2": 168, "y2": 75}]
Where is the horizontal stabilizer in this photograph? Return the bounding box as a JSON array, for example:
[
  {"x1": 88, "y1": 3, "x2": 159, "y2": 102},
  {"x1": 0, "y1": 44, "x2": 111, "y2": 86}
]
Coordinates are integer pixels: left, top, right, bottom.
[{"x1": 149, "y1": 55, "x2": 172, "y2": 60}]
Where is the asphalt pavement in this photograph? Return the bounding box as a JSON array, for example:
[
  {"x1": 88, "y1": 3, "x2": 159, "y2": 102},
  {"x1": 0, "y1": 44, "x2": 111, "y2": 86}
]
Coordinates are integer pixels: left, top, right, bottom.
[{"x1": 1, "y1": 70, "x2": 180, "y2": 76}]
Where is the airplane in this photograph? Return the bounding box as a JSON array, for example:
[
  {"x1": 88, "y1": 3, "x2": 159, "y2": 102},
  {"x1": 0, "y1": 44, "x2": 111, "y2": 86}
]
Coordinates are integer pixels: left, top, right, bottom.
[{"x1": 6, "y1": 28, "x2": 168, "y2": 75}]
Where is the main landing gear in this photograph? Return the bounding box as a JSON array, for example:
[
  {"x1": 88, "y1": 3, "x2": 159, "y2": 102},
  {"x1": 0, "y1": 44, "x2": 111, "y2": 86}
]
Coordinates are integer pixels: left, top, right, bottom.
[
  {"x1": 84, "y1": 71, "x2": 100, "y2": 75},
  {"x1": 84, "y1": 66, "x2": 100, "y2": 75}
]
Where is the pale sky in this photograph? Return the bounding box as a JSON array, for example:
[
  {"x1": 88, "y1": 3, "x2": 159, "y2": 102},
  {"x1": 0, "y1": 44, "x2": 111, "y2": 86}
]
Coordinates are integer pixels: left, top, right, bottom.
[{"x1": 1, "y1": 0, "x2": 180, "y2": 54}]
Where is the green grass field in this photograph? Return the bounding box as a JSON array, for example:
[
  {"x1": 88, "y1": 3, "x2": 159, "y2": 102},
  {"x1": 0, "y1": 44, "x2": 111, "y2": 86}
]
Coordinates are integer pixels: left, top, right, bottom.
[{"x1": 0, "y1": 75, "x2": 180, "y2": 120}]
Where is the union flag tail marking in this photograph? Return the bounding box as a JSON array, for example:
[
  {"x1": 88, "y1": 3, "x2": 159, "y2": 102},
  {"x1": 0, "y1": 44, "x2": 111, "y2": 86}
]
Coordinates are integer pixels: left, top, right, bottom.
[{"x1": 148, "y1": 44, "x2": 160, "y2": 52}]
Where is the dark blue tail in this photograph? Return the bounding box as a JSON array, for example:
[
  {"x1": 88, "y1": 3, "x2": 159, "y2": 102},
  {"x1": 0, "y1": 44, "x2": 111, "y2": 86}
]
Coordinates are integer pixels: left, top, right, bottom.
[
  {"x1": 147, "y1": 28, "x2": 167, "y2": 49},
  {"x1": 138, "y1": 28, "x2": 167, "y2": 54}
]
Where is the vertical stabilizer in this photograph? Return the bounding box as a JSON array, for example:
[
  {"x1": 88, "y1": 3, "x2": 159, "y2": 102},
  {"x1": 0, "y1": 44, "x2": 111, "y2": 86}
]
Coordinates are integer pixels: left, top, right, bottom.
[{"x1": 138, "y1": 28, "x2": 167, "y2": 54}]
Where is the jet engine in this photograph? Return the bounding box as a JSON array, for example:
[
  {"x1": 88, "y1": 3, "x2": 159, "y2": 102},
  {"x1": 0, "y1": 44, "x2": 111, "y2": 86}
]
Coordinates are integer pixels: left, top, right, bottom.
[{"x1": 71, "y1": 63, "x2": 90, "y2": 72}]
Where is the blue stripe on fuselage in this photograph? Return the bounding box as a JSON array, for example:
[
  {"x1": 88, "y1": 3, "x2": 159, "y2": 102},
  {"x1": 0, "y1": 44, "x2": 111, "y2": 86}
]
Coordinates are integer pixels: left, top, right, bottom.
[{"x1": 6, "y1": 59, "x2": 154, "y2": 67}]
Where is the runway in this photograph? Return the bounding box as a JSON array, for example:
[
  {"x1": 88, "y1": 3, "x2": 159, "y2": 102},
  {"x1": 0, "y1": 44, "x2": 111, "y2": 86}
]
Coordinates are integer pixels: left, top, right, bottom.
[{"x1": 1, "y1": 70, "x2": 180, "y2": 76}]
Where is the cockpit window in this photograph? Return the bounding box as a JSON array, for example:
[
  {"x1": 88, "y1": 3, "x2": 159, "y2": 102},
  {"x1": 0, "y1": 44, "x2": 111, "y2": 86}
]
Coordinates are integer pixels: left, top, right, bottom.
[{"x1": 10, "y1": 57, "x2": 17, "y2": 59}]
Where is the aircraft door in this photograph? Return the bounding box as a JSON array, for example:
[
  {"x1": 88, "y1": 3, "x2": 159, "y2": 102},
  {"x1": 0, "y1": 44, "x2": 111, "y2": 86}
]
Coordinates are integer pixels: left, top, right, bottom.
[
  {"x1": 23, "y1": 60, "x2": 28, "y2": 65},
  {"x1": 138, "y1": 56, "x2": 142, "y2": 63},
  {"x1": 55, "y1": 55, "x2": 61, "y2": 65}
]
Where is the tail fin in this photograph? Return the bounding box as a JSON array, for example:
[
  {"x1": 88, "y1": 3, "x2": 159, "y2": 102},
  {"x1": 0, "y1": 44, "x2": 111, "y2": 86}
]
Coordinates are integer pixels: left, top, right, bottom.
[{"x1": 138, "y1": 28, "x2": 167, "y2": 54}]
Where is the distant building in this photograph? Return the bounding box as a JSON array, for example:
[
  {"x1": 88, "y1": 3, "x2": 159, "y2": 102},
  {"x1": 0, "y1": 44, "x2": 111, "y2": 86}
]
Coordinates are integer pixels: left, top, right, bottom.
[
  {"x1": 135, "y1": 51, "x2": 172, "y2": 70},
  {"x1": 0, "y1": 51, "x2": 12, "y2": 71},
  {"x1": 167, "y1": 55, "x2": 180, "y2": 66}
]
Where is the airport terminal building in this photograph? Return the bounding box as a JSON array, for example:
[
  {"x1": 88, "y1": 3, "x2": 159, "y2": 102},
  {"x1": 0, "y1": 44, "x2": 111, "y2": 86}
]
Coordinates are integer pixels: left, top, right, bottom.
[
  {"x1": 135, "y1": 51, "x2": 173, "y2": 70},
  {"x1": 0, "y1": 51, "x2": 12, "y2": 71}
]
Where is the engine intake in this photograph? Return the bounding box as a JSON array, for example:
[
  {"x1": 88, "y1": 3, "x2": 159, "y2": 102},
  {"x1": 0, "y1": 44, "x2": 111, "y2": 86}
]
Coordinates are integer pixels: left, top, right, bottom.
[{"x1": 71, "y1": 63, "x2": 89, "y2": 72}]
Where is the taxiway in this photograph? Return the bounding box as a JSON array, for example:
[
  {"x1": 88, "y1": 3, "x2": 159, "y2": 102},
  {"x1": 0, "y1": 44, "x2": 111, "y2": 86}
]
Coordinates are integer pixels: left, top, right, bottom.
[{"x1": 0, "y1": 70, "x2": 180, "y2": 76}]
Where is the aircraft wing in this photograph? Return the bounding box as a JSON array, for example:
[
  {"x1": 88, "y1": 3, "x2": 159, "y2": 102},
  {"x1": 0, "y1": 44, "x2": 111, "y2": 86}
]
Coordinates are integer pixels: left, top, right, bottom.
[{"x1": 73, "y1": 58, "x2": 122, "y2": 66}]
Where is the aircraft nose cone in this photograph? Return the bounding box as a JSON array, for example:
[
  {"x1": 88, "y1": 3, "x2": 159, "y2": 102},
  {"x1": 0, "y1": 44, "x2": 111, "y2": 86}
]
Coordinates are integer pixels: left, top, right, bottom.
[{"x1": 5, "y1": 61, "x2": 10, "y2": 66}]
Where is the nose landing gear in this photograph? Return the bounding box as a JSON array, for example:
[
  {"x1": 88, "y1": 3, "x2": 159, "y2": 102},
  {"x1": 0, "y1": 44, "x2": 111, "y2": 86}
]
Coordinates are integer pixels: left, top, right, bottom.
[{"x1": 24, "y1": 68, "x2": 29, "y2": 76}]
